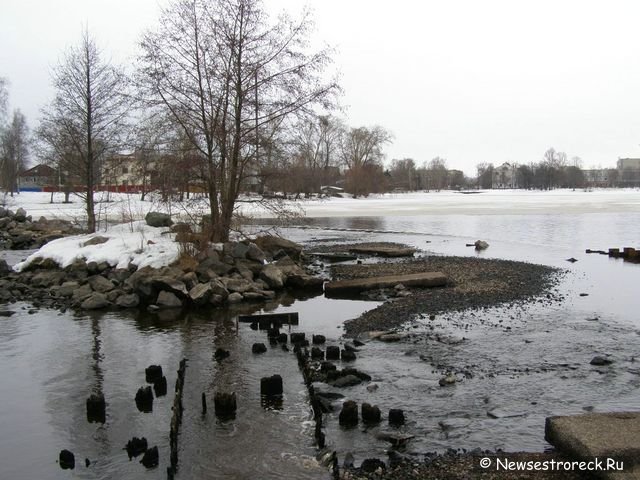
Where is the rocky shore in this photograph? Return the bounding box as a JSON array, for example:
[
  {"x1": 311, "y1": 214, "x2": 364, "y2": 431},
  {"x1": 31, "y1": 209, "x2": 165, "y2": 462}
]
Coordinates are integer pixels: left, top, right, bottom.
[
  {"x1": 0, "y1": 212, "x2": 323, "y2": 312},
  {"x1": 0, "y1": 206, "x2": 81, "y2": 249}
]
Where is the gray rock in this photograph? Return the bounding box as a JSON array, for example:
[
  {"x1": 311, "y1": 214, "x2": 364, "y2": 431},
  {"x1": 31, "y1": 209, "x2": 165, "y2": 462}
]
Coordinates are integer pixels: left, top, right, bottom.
[
  {"x1": 474, "y1": 240, "x2": 489, "y2": 250},
  {"x1": 286, "y1": 274, "x2": 324, "y2": 290},
  {"x1": 145, "y1": 211, "x2": 172, "y2": 227},
  {"x1": 209, "y1": 294, "x2": 225, "y2": 306},
  {"x1": 331, "y1": 375, "x2": 362, "y2": 388},
  {"x1": 227, "y1": 292, "x2": 243, "y2": 304},
  {"x1": 246, "y1": 243, "x2": 265, "y2": 262},
  {"x1": 181, "y1": 271, "x2": 199, "y2": 290},
  {"x1": 156, "y1": 291, "x2": 182, "y2": 308},
  {"x1": 189, "y1": 283, "x2": 212, "y2": 305},
  {"x1": 232, "y1": 242, "x2": 249, "y2": 259},
  {"x1": 223, "y1": 278, "x2": 253, "y2": 294},
  {"x1": 57, "y1": 281, "x2": 80, "y2": 297},
  {"x1": 235, "y1": 264, "x2": 254, "y2": 282},
  {"x1": 116, "y1": 293, "x2": 140, "y2": 308},
  {"x1": 378, "y1": 333, "x2": 406, "y2": 342},
  {"x1": 31, "y1": 271, "x2": 66, "y2": 288},
  {"x1": 273, "y1": 256, "x2": 306, "y2": 276},
  {"x1": 439, "y1": 375, "x2": 457, "y2": 387},
  {"x1": 209, "y1": 279, "x2": 229, "y2": 299},
  {"x1": 195, "y1": 258, "x2": 233, "y2": 279},
  {"x1": 152, "y1": 276, "x2": 188, "y2": 297},
  {"x1": 13, "y1": 208, "x2": 27, "y2": 222},
  {"x1": 72, "y1": 283, "x2": 93, "y2": 301},
  {"x1": 590, "y1": 355, "x2": 613, "y2": 366},
  {"x1": 88, "y1": 275, "x2": 115, "y2": 293},
  {"x1": 260, "y1": 264, "x2": 285, "y2": 289},
  {"x1": 82, "y1": 236, "x2": 109, "y2": 247},
  {"x1": 253, "y1": 235, "x2": 303, "y2": 260},
  {"x1": 81, "y1": 292, "x2": 110, "y2": 310}
]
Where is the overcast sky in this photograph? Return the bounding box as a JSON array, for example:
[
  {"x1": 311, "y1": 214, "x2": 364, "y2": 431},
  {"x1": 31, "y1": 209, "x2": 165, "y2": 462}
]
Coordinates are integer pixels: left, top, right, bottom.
[{"x1": 2, "y1": 0, "x2": 640, "y2": 175}]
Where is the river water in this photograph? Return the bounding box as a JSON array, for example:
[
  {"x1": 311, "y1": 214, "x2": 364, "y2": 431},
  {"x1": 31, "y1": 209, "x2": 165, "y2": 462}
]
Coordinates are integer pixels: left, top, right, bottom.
[{"x1": 1, "y1": 190, "x2": 639, "y2": 479}]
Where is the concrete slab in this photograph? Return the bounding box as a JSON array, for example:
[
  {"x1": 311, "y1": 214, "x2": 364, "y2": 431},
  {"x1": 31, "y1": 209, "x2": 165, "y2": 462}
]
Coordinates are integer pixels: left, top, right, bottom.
[
  {"x1": 347, "y1": 245, "x2": 416, "y2": 257},
  {"x1": 545, "y1": 412, "x2": 640, "y2": 479},
  {"x1": 325, "y1": 272, "x2": 447, "y2": 296}
]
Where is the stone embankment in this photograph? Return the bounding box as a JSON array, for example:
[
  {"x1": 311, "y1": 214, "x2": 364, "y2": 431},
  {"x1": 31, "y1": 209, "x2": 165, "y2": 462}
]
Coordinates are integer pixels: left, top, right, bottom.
[
  {"x1": 0, "y1": 211, "x2": 323, "y2": 312},
  {"x1": 0, "y1": 206, "x2": 81, "y2": 250}
]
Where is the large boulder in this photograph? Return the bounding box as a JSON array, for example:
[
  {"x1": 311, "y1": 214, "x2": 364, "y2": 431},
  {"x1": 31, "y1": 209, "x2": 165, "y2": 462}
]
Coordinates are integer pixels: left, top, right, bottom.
[
  {"x1": 189, "y1": 283, "x2": 212, "y2": 305},
  {"x1": 209, "y1": 279, "x2": 229, "y2": 299},
  {"x1": 82, "y1": 236, "x2": 109, "y2": 247},
  {"x1": 246, "y1": 243, "x2": 266, "y2": 263},
  {"x1": 259, "y1": 264, "x2": 285, "y2": 289},
  {"x1": 231, "y1": 242, "x2": 250, "y2": 259},
  {"x1": 145, "y1": 212, "x2": 173, "y2": 228},
  {"x1": 195, "y1": 257, "x2": 233, "y2": 280},
  {"x1": 253, "y1": 236, "x2": 303, "y2": 261},
  {"x1": 286, "y1": 274, "x2": 324, "y2": 290},
  {"x1": 31, "y1": 270, "x2": 66, "y2": 288},
  {"x1": 152, "y1": 276, "x2": 188, "y2": 297},
  {"x1": 116, "y1": 293, "x2": 140, "y2": 308},
  {"x1": 156, "y1": 291, "x2": 182, "y2": 308},
  {"x1": 81, "y1": 292, "x2": 111, "y2": 310},
  {"x1": 222, "y1": 278, "x2": 254, "y2": 294},
  {"x1": 13, "y1": 208, "x2": 27, "y2": 222},
  {"x1": 72, "y1": 283, "x2": 93, "y2": 302},
  {"x1": 273, "y1": 256, "x2": 305, "y2": 276},
  {"x1": 88, "y1": 275, "x2": 115, "y2": 293}
]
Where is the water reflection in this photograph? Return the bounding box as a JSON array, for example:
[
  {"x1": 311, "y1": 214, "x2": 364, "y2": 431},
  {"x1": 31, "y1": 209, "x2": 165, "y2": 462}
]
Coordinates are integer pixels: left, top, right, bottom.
[{"x1": 2, "y1": 210, "x2": 640, "y2": 478}]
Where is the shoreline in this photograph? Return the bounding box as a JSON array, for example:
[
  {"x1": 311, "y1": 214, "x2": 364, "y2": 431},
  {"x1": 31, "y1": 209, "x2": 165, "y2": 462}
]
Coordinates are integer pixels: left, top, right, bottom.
[{"x1": 307, "y1": 242, "x2": 563, "y2": 337}]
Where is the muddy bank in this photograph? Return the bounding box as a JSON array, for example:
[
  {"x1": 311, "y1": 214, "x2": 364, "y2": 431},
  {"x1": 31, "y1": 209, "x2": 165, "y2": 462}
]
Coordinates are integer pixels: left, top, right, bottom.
[{"x1": 313, "y1": 245, "x2": 562, "y2": 336}]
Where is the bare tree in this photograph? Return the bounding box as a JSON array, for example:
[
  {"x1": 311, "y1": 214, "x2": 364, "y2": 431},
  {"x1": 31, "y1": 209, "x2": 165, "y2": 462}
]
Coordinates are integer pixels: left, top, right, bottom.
[
  {"x1": 1, "y1": 109, "x2": 29, "y2": 195},
  {"x1": 339, "y1": 125, "x2": 392, "y2": 196},
  {"x1": 38, "y1": 29, "x2": 130, "y2": 232},
  {"x1": 389, "y1": 158, "x2": 417, "y2": 190},
  {"x1": 138, "y1": 0, "x2": 338, "y2": 241},
  {"x1": 425, "y1": 157, "x2": 448, "y2": 191},
  {"x1": 476, "y1": 162, "x2": 494, "y2": 189},
  {"x1": 288, "y1": 114, "x2": 342, "y2": 195},
  {"x1": 0, "y1": 77, "x2": 8, "y2": 125}
]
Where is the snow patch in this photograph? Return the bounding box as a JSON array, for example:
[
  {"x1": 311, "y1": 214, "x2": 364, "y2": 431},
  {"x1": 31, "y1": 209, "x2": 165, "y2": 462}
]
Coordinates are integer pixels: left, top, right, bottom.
[{"x1": 13, "y1": 221, "x2": 180, "y2": 272}]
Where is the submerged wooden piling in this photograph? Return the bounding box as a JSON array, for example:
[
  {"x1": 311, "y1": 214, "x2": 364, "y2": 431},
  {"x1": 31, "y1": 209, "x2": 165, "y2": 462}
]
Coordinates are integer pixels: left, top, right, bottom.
[
  {"x1": 167, "y1": 358, "x2": 187, "y2": 479},
  {"x1": 295, "y1": 346, "x2": 327, "y2": 449}
]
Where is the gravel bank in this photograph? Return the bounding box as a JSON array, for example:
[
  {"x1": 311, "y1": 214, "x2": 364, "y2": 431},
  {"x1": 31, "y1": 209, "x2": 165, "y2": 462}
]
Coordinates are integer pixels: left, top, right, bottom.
[{"x1": 311, "y1": 243, "x2": 562, "y2": 336}]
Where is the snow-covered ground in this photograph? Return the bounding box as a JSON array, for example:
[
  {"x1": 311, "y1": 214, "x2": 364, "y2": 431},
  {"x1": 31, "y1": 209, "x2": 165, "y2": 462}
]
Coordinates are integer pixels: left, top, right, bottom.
[
  {"x1": 13, "y1": 221, "x2": 180, "y2": 272},
  {"x1": 2, "y1": 188, "x2": 640, "y2": 225}
]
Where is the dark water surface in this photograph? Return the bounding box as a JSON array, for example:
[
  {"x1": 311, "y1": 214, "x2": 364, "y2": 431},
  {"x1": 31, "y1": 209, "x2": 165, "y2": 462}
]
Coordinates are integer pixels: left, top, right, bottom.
[{"x1": 1, "y1": 210, "x2": 639, "y2": 478}]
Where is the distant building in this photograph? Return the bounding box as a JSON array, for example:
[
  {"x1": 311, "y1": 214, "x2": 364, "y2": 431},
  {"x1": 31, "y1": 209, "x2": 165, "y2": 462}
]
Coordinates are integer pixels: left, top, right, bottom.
[
  {"x1": 100, "y1": 153, "x2": 143, "y2": 192},
  {"x1": 617, "y1": 158, "x2": 640, "y2": 187},
  {"x1": 19, "y1": 164, "x2": 57, "y2": 192},
  {"x1": 583, "y1": 169, "x2": 611, "y2": 188},
  {"x1": 492, "y1": 162, "x2": 518, "y2": 189}
]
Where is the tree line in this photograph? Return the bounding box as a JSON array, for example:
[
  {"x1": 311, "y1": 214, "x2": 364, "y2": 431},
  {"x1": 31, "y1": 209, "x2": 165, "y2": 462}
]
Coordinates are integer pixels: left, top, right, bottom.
[{"x1": 0, "y1": 0, "x2": 634, "y2": 241}]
